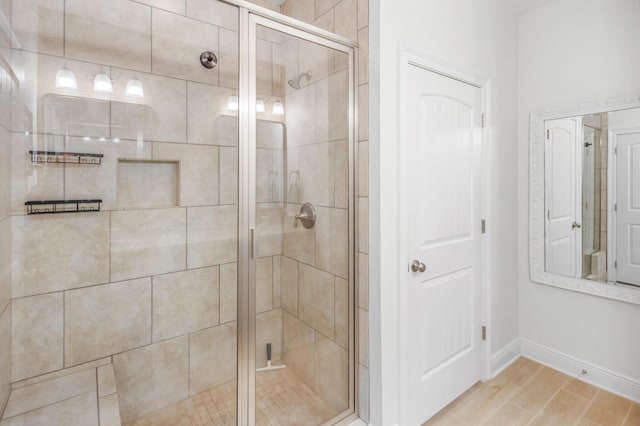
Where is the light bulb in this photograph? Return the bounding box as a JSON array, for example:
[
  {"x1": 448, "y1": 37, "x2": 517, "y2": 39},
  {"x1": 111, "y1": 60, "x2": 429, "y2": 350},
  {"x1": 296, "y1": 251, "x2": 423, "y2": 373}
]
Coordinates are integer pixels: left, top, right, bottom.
[
  {"x1": 56, "y1": 68, "x2": 77, "y2": 89},
  {"x1": 227, "y1": 95, "x2": 239, "y2": 111},
  {"x1": 93, "y1": 73, "x2": 113, "y2": 93},
  {"x1": 272, "y1": 100, "x2": 285, "y2": 115},
  {"x1": 256, "y1": 99, "x2": 265, "y2": 113},
  {"x1": 125, "y1": 79, "x2": 144, "y2": 97}
]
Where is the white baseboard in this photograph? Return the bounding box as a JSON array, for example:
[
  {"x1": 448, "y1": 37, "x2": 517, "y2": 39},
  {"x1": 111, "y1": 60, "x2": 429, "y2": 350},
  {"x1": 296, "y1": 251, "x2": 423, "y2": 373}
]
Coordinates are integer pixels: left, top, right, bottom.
[
  {"x1": 347, "y1": 419, "x2": 367, "y2": 426},
  {"x1": 521, "y1": 339, "x2": 640, "y2": 403},
  {"x1": 490, "y1": 338, "x2": 521, "y2": 378}
]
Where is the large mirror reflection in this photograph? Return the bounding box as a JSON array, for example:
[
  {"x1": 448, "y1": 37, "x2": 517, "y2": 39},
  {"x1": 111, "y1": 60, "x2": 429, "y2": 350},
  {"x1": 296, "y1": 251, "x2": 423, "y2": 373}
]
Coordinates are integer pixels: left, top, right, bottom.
[{"x1": 544, "y1": 108, "x2": 640, "y2": 287}]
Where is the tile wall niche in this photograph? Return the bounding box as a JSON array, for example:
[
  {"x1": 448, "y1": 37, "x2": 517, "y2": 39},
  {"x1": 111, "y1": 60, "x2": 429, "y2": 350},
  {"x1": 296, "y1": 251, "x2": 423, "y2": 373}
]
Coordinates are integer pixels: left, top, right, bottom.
[
  {"x1": 0, "y1": 0, "x2": 13, "y2": 416},
  {"x1": 6, "y1": 0, "x2": 285, "y2": 422},
  {"x1": 250, "y1": 0, "x2": 369, "y2": 421}
]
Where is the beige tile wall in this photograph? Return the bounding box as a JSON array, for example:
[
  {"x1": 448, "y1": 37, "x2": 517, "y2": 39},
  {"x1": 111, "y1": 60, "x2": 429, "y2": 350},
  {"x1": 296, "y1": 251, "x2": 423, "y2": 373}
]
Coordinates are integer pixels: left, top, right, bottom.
[{"x1": 7, "y1": 0, "x2": 368, "y2": 422}]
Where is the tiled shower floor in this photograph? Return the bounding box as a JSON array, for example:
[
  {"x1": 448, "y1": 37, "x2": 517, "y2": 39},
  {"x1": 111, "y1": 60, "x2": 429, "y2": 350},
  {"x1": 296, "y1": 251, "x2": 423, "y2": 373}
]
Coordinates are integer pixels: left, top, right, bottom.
[{"x1": 124, "y1": 367, "x2": 336, "y2": 426}]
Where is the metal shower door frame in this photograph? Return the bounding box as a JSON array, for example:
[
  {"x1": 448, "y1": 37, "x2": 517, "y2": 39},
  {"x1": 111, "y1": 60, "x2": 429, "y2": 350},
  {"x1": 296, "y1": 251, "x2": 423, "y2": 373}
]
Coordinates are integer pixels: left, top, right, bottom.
[{"x1": 235, "y1": 6, "x2": 359, "y2": 426}]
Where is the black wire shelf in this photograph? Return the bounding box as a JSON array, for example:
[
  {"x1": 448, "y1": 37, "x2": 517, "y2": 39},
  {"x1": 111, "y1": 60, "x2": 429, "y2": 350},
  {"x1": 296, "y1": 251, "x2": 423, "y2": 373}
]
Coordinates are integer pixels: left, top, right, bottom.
[
  {"x1": 25, "y1": 200, "x2": 103, "y2": 215},
  {"x1": 29, "y1": 150, "x2": 104, "y2": 165}
]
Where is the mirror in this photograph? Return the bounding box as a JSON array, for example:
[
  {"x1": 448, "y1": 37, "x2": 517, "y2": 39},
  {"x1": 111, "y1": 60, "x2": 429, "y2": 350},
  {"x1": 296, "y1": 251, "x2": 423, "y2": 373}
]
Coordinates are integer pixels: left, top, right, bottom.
[{"x1": 530, "y1": 97, "x2": 640, "y2": 304}]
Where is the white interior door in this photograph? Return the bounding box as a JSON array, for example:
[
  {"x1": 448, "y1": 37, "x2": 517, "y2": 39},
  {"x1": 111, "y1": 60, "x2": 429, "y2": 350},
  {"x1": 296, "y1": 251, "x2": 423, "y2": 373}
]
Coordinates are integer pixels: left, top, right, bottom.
[
  {"x1": 401, "y1": 63, "x2": 483, "y2": 425},
  {"x1": 545, "y1": 118, "x2": 581, "y2": 276},
  {"x1": 616, "y1": 131, "x2": 640, "y2": 286}
]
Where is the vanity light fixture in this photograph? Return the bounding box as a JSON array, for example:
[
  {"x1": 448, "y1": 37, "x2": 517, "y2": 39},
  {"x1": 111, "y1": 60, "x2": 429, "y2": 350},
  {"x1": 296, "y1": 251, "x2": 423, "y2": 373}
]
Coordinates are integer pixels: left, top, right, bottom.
[
  {"x1": 256, "y1": 99, "x2": 265, "y2": 113},
  {"x1": 125, "y1": 78, "x2": 144, "y2": 98},
  {"x1": 227, "y1": 95, "x2": 239, "y2": 111},
  {"x1": 55, "y1": 67, "x2": 78, "y2": 89},
  {"x1": 272, "y1": 100, "x2": 285, "y2": 115},
  {"x1": 93, "y1": 73, "x2": 113, "y2": 93}
]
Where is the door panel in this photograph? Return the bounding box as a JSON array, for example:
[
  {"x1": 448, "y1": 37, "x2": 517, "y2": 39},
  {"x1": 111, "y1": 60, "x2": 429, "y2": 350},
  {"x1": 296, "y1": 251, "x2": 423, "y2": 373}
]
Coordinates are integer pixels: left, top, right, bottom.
[
  {"x1": 616, "y1": 132, "x2": 640, "y2": 285},
  {"x1": 414, "y1": 269, "x2": 473, "y2": 377},
  {"x1": 545, "y1": 118, "x2": 580, "y2": 276},
  {"x1": 403, "y1": 64, "x2": 483, "y2": 425}
]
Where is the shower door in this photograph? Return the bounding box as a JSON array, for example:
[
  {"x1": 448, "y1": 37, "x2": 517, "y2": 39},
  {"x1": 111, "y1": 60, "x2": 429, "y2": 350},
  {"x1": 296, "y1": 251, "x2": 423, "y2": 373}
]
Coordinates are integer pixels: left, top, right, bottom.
[{"x1": 241, "y1": 14, "x2": 356, "y2": 426}]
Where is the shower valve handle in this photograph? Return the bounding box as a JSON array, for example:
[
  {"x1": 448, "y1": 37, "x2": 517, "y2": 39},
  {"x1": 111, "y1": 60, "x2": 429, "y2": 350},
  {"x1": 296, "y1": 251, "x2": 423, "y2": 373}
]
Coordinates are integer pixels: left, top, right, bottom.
[
  {"x1": 293, "y1": 212, "x2": 310, "y2": 228},
  {"x1": 293, "y1": 202, "x2": 317, "y2": 229}
]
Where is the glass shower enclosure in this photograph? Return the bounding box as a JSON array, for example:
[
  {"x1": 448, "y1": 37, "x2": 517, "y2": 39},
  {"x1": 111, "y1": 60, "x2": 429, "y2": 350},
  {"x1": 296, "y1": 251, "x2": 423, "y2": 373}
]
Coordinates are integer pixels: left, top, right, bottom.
[{"x1": 0, "y1": 1, "x2": 356, "y2": 425}]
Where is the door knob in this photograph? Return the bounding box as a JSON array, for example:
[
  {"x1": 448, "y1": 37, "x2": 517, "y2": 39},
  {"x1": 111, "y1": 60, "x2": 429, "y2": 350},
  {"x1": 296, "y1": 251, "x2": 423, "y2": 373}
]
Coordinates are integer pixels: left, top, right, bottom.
[
  {"x1": 410, "y1": 260, "x2": 426, "y2": 273},
  {"x1": 571, "y1": 222, "x2": 581, "y2": 229}
]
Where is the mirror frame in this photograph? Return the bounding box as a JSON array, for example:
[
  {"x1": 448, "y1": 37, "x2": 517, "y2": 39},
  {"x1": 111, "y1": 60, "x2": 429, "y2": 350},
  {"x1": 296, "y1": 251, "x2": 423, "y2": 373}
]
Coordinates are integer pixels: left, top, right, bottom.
[{"x1": 529, "y1": 95, "x2": 640, "y2": 305}]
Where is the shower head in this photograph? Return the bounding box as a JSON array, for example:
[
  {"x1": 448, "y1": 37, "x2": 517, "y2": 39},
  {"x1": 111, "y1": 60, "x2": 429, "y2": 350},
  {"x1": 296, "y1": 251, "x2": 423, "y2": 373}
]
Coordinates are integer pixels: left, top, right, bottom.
[{"x1": 288, "y1": 71, "x2": 312, "y2": 89}]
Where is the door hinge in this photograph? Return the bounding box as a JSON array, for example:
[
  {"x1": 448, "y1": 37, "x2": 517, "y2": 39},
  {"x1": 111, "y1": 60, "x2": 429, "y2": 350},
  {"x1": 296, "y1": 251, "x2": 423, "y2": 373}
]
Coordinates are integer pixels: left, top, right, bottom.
[
  {"x1": 481, "y1": 219, "x2": 486, "y2": 234},
  {"x1": 481, "y1": 113, "x2": 486, "y2": 128},
  {"x1": 614, "y1": 203, "x2": 617, "y2": 212},
  {"x1": 614, "y1": 146, "x2": 617, "y2": 155},
  {"x1": 481, "y1": 326, "x2": 487, "y2": 341},
  {"x1": 615, "y1": 260, "x2": 617, "y2": 269},
  {"x1": 546, "y1": 129, "x2": 550, "y2": 139}
]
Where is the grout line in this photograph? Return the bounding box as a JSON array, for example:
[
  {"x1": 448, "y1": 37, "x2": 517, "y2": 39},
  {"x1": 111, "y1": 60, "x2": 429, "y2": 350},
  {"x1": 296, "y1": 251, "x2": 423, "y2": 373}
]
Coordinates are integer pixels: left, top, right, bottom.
[
  {"x1": 62, "y1": 290, "x2": 66, "y2": 369},
  {"x1": 525, "y1": 377, "x2": 569, "y2": 423},
  {"x1": 185, "y1": 79, "x2": 189, "y2": 144},
  {"x1": 12, "y1": 358, "x2": 112, "y2": 390},
  {"x1": 187, "y1": 326, "x2": 191, "y2": 397},
  {"x1": 95, "y1": 367, "x2": 100, "y2": 424},
  {"x1": 560, "y1": 384, "x2": 594, "y2": 403},
  {"x1": 11, "y1": 130, "x2": 242, "y2": 149},
  {"x1": 62, "y1": 0, "x2": 66, "y2": 58},
  {"x1": 149, "y1": 6, "x2": 153, "y2": 73},
  {"x1": 620, "y1": 402, "x2": 634, "y2": 426},
  {"x1": 509, "y1": 400, "x2": 535, "y2": 414},
  {"x1": 15, "y1": 47, "x2": 239, "y2": 91},
  {"x1": 574, "y1": 391, "x2": 598, "y2": 426},
  {"x1": 183, "y1": 206, "x2": 188, "y2": 270},
  {"x1": 0, "y1": 390, "x2": 98, "y2": 421},
  {"x1": 0, "y1": 298, "x2": 10, "y2": 321},
  {"x1": 10, "y1": 263, "x2": 227, "y2": 307},
  {"x1": 108, "y1": 211, "x2": 112, "y2": 283},
  {"x1": 150, "y1": 276, "x2": 154, "y2": 343}
]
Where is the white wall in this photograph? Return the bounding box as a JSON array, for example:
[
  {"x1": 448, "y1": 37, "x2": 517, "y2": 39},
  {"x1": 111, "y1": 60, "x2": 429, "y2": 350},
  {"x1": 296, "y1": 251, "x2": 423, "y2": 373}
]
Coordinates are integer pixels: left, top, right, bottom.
[
  {"x1": 518, "y1": 0, "x2": 640, "y2": 381},
  {"x1": 609, "y1": 108, "x2": 640, "y2": 130},
  {"x1": 370, "y1": 1, "x2": 519, "y2": 424}
]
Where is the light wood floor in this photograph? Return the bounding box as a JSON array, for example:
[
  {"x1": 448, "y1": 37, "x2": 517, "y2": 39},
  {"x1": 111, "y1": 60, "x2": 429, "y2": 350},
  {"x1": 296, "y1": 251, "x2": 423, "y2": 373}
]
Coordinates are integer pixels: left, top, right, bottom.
[{"x1": 424, "y1": 357, "x2": 640, "y2": 426}]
